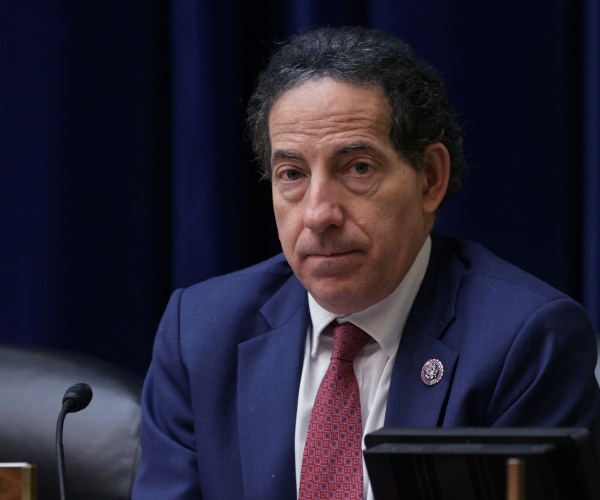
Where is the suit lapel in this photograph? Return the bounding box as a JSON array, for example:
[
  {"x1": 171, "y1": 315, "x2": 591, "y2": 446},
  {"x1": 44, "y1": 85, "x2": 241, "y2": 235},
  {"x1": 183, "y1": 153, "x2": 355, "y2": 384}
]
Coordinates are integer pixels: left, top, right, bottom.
[
  {"x1": 385, "y1": 331, "x2": 459, "y2": 426},
  {"x1": 385, "y1": 235, "x2": 463, "y2": 427},
  {"x1": 237, "y1": 275, "x2": 308, "y2": 499}
]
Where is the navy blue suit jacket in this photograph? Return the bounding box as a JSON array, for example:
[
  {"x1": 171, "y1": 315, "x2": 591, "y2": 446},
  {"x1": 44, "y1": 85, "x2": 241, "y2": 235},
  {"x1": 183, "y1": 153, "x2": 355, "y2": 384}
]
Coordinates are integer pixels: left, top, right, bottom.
[{"x1": 133, "y1": 235, "x2": 600, "y2": 499}]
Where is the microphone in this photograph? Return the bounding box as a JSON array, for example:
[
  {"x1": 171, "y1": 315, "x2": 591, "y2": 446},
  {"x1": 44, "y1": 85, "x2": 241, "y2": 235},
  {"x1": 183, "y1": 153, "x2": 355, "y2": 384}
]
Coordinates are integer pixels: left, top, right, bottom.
[
  {"x1": 56, "y1": 383, "x2": 93, "y2": 500},
  {"x1": 62, "y1": 383, "x2": 93, "y2": 413}
]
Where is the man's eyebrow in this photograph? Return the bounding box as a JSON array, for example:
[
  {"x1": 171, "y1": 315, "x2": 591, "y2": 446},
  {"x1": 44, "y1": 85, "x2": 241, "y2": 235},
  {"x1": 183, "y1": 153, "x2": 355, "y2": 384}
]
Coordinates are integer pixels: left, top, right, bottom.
[
  {"x1": 271, "y1": 143, "x2": 374, "y2": 163},
  {"x1": 335, "y1": 142, "x2": 375, "y2": 155},
  {"x1": 271, "y1": 150, "x2": 303, "y2": 162}
]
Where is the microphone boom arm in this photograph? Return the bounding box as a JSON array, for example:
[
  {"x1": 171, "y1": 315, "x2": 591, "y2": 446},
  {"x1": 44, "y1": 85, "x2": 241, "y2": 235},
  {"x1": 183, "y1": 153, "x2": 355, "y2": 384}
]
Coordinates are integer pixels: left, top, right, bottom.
[{"x1": 55, "y1": 383, "x2": 93, "y2": 500}]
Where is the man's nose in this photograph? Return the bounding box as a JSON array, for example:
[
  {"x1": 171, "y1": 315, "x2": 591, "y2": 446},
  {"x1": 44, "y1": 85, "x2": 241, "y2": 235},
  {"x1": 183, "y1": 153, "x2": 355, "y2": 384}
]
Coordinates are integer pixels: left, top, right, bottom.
[{"x1": 302, "y1": 177, "x2": 344, "y2": 233}]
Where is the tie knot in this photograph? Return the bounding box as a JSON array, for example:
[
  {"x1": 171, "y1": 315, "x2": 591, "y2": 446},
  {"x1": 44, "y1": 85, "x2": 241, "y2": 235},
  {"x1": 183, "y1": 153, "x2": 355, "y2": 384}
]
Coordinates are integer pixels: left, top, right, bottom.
[{"x1": 331, "y1": 321, "x2": 371, "y2": 362}]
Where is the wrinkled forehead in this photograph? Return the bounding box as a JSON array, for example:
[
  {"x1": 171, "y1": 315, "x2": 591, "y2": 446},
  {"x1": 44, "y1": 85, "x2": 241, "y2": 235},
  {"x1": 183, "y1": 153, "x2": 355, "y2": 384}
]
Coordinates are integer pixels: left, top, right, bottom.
[
  {"x1": 270, "y1": 75, "x2": 389, "y2": 116},
  {"x1": 268, "y1": 78, "x2": 391, "y2": 130}
]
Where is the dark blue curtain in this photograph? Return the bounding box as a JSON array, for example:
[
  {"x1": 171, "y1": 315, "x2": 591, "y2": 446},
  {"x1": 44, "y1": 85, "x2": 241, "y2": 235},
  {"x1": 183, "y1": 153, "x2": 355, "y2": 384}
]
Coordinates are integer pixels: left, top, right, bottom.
[
  {"x1": 1, "y1": 0, "x2": 598, "y2": 376},
  {"x1": 583, "y1": 0, "x2": 600, "y2": 332},
  {"x1": 1, "y1": 2, "x2": 170, "y2": 374}
]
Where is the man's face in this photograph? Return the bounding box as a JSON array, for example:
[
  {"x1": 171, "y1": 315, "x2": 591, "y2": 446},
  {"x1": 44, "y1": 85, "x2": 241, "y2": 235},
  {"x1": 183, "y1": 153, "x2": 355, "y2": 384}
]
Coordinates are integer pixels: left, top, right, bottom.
[{"x1": 269, "y1": 78, "x2": 441, "y2": 314}]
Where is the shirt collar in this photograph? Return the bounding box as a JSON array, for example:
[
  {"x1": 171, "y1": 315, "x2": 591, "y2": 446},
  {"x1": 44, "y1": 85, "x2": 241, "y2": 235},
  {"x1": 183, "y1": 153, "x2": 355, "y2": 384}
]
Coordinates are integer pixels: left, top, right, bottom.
[{"x1": 308, "y1": 235, "x2": 432, "y2": 358}]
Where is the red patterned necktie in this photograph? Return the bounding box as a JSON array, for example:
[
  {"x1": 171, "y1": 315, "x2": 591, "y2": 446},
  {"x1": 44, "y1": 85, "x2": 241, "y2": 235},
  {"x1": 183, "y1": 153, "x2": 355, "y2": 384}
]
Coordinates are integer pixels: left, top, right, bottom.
[{"x1": 299, "y1": 321, "x2": 372, "y2": 499}]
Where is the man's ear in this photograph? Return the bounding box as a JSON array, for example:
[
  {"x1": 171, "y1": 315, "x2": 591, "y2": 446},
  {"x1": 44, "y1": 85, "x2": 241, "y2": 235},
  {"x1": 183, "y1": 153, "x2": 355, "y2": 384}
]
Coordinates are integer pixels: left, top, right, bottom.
[{"x1": 421, "y1": 142, "x2": 450, "y2": 214}]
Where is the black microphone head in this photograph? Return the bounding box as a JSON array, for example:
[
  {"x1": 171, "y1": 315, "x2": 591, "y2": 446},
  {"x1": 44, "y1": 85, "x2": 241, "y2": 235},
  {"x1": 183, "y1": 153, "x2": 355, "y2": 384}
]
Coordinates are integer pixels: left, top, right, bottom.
[{"x1": 62, "y1": 382, "x2": 93, "y2": 413}]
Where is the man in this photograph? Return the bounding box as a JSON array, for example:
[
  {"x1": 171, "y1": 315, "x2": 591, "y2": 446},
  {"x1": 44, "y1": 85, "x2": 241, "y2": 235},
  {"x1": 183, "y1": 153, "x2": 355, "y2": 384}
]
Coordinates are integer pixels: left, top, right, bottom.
[{"x1": 133, "y1": 26, "x2": 600, "y2": 499}]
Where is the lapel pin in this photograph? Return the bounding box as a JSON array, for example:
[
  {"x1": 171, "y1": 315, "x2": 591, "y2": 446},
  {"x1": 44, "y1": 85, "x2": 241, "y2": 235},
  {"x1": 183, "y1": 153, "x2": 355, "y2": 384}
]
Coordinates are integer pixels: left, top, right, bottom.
[{"x1": 421, "y1": 358, "x2": 444, "y2": 386}]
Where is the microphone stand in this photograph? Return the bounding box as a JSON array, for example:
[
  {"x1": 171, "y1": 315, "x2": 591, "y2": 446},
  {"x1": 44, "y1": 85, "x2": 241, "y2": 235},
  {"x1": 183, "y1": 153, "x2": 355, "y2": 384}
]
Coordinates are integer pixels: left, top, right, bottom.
[
  {"x1": 55, "y1": 383, "x2": 93, "y2": 500},
  {"x1": 56, "y1": 405, "x2": 70, "y2": 500}
]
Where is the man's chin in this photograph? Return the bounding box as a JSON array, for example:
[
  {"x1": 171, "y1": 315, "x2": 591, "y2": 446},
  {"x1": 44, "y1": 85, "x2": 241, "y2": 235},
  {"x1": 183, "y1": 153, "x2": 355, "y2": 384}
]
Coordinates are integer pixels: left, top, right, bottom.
[{"x1": 303, "y1": 277, "x2": 367, "y2": 314}]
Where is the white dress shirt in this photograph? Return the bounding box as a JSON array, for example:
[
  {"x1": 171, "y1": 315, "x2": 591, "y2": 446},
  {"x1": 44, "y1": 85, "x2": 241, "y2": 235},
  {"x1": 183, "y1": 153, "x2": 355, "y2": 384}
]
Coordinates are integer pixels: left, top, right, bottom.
[{"x1": 294, "y1": 236, "x2": 431, "y2": 499}]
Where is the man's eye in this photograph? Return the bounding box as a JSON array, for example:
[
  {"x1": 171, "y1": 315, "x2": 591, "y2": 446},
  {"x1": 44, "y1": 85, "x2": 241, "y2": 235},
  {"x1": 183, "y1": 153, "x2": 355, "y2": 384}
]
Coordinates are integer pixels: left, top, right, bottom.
[
  {"x1": 280, "y1": 169, "x2": 303, "y2": 181},
  {"x1": 352, "y1": 162, "x2": 371, "y2": 175}
]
